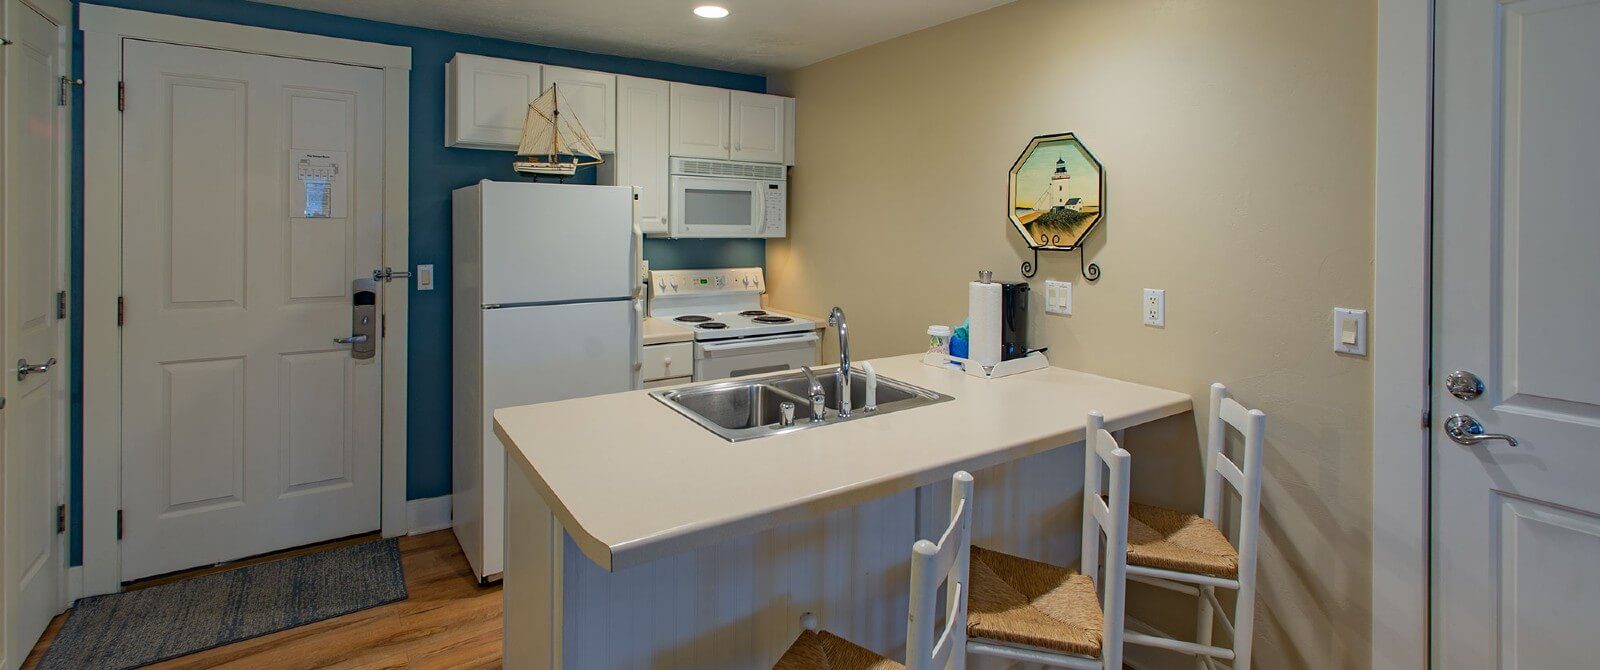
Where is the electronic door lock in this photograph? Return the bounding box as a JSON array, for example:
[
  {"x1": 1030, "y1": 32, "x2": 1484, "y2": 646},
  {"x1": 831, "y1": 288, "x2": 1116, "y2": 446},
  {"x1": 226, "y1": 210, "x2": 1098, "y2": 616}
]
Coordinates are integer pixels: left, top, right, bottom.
[{"x1": 343, "y1": 278, "x2": 378, "y2": 360}]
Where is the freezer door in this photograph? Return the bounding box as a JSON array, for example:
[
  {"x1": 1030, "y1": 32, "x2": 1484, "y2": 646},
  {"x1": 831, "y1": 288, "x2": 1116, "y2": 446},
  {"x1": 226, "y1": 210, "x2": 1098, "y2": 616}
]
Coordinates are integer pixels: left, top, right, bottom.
[
  {"x1": 479, "y1": 182, "x2": 637, "y2": 304},
  {"x1": 477, "y1": 299, "x2": 639, "y2": 577}
]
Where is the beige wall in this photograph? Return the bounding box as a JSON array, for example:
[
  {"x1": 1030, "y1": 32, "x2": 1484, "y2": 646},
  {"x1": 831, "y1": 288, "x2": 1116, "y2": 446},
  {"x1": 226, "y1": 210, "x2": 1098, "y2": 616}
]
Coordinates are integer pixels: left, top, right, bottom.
[{"x1": 766, "y1": 0, "x2": 1375, "y2": 667}]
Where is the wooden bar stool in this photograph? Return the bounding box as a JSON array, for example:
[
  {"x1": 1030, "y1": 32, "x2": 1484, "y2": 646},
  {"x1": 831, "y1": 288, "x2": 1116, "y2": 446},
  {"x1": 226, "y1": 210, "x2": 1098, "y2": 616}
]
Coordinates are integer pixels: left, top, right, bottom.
[
  {"x1": 964, "y1": 410, "x2": 1130, "y2": 669},
  {"x1": 774, "y1": 470, "x2": 975, "y2": 670},
  {"x1": 1122, "y1": 383, "x2": 1265, "y2": 670}
]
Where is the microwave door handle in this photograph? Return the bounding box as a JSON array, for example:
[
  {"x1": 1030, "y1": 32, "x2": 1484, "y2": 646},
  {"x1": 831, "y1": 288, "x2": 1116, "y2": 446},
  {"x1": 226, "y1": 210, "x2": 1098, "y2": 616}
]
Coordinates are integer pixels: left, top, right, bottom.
[{"x1": 699, "y1": 332, "x2": 818, "y2": 352}]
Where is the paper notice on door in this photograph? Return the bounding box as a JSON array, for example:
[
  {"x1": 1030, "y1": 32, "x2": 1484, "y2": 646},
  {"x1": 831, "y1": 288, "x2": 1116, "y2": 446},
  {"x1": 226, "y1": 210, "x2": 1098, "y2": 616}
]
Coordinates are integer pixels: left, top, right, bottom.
[{"x1": 291, "y1": 150, "x2": 347, "y2": 219}]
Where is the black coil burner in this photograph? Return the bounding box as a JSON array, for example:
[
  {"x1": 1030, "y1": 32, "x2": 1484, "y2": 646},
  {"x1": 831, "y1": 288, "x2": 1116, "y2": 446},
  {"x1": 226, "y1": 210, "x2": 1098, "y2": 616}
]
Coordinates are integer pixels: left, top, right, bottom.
[
  {"x1": 752, "y1": 315, "x2": 794, "y2": 324},
  {"x1": 738, "y1": 310, "x2": 768, "y2": 317},
  {"x1": 674, "y1": 315, "x2": 712, "y2": 323},
  {"x1": 696, "y1": 322, "x2": 728, "y2": 330}
]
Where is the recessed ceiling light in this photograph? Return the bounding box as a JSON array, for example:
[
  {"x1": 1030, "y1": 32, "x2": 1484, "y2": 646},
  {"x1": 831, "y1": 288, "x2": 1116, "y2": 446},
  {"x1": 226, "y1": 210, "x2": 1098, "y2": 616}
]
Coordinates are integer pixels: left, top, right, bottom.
[{"x1": 693, "y1": 5, "x2": 730, "y2": 19}]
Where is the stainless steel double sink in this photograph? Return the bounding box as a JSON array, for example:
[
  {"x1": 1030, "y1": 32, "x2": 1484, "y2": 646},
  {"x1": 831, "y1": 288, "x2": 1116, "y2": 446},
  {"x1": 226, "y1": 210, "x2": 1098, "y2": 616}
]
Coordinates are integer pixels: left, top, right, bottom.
[{"x1": 650, "y1": 366, "x2": 953, "y2": 441}]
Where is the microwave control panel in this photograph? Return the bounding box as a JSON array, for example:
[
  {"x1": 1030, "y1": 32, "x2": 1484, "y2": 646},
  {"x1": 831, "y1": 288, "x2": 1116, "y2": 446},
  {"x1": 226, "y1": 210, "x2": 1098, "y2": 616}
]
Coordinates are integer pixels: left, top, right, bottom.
[{"x1": 761, "y1": 181, "x2": 787, "y2": 238}]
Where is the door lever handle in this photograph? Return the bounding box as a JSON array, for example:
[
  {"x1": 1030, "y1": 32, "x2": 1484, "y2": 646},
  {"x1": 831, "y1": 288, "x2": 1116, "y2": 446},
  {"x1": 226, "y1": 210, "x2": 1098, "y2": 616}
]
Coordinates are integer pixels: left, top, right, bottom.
[
  {"x1": 1444, "y1": 413, "x2": 1519, "y2": 447},
  {"x1": 16, "y1": 357, "x2": 56, "y2": 381},
  {"x1": 334, "y1": 335, "x2": 370, "y2": 345}
]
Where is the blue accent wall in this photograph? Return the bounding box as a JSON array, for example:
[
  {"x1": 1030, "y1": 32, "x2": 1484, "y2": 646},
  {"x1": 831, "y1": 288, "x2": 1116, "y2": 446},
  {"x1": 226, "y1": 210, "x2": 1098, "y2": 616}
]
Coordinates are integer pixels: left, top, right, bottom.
[{"x1": 67, "y1": 0, "x2": 765, "y2": 564}]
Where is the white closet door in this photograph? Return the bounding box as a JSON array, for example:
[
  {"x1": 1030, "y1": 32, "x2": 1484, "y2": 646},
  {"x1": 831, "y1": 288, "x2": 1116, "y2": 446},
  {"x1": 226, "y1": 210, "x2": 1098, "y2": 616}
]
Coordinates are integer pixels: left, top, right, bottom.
[
  {"x1": 119, "y1": 40, "x2": 385, "y2": 581},
  {"x1": 3, "y1": 0, "x2": 68, "y2": 662},
  {"x1": 1432, "y1": 0, "x2": 1600, "y2": 667}
]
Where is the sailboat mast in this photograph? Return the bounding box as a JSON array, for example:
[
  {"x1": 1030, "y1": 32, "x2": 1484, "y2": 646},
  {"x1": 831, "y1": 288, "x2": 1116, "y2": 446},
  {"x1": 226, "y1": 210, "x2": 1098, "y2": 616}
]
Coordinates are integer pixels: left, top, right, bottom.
[{"x1": 550, "y1": 84, "x2": 563, "y2": 158}]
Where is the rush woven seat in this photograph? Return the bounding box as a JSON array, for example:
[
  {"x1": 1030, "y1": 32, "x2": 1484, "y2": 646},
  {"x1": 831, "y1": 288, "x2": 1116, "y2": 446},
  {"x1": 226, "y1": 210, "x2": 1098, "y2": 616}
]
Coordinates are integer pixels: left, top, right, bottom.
[
  {"x1": 1126, "y1": 502, "x2": 1239, "y2": 578},
  {"x1": 773, "y1": 629, "x2": 904, "y2": 670},
  {"x1": 966, "y1": 545, "x2": 1104, "y2": 658}
]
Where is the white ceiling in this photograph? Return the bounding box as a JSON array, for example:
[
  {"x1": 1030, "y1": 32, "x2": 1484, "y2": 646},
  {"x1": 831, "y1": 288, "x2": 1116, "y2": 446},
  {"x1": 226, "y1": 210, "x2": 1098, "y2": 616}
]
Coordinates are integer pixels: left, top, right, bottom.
[{"x1": 250, "y1": 0, "x2": 1016, "y2": 75}]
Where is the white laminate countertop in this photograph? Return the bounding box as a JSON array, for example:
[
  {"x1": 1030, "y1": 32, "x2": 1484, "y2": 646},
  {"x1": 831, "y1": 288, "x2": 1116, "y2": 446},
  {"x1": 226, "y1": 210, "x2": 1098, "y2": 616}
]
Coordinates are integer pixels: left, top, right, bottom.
[
  {"x1": 641, "y1": 317, "x2": 695, "y2": 345},
  {"x1": 496, "y1": 354, "x2": 1192, "y2": 572}
]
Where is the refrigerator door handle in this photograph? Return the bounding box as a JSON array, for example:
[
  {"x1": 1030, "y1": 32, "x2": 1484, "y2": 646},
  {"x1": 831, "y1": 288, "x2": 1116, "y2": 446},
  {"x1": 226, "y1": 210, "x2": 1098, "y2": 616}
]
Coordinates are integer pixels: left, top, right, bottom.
[{"x1": 630, "y1": 296, "x2": 644, "y2": 388}]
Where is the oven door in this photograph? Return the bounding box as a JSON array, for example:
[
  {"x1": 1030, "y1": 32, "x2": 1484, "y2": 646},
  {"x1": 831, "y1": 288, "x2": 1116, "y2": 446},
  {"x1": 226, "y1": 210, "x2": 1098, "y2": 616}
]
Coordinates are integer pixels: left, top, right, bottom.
[
  {"x1": 693, "y1": 332, "x2": 820, "y2": 381},
  {"x1": 670, "y1": 175, "x2": 765, "y2": 237}
]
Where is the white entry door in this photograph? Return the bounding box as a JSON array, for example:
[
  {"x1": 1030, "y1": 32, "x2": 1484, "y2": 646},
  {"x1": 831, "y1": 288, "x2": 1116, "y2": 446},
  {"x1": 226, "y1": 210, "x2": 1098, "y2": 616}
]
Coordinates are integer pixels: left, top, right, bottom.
[
  {"x1": 1433, "y1": 0, "x2": 1600, "y2": 666},
  {"x1": 2, "y1": 0, "x2": 68, "y2": 663},
  {"x1": 119, "y1": 40, "x2": 385, "y2": 581}
]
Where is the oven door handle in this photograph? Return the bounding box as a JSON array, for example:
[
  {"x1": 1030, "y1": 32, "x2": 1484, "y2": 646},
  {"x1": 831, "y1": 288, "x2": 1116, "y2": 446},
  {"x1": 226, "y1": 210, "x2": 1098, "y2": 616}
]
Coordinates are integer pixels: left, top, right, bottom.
[{"x1": 699, "y1": 332, "x2": 818, "y2": 353}]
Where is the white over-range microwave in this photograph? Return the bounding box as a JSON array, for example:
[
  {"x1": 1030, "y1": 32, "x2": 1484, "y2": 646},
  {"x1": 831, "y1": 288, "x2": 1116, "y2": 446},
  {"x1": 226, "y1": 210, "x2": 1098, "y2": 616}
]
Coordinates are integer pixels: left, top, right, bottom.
[{"x1": 667, "y1": 157, "x2": 787, "y2": 238}]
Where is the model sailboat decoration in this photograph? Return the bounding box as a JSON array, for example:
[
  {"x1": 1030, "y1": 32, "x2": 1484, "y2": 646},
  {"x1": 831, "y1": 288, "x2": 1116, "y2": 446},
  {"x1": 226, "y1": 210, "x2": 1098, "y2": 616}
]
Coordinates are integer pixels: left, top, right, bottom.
[{"x1": 513, "y1": 84, "x2": 603, "y2": 177}]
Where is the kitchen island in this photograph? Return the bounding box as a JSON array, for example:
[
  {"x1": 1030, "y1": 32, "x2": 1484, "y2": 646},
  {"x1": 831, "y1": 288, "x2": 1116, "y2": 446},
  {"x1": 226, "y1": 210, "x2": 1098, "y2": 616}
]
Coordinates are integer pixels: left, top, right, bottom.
[{"x1": 497, "y1": 354, "x2": 1190, "y2": 669}]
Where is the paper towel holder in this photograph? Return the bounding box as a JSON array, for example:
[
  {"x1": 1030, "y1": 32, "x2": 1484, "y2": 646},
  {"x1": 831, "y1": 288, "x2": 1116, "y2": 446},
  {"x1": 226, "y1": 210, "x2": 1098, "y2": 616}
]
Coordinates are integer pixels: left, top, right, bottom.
[{"x1": 1007, "y1": 132, "x2": 1104, "y2": 282}]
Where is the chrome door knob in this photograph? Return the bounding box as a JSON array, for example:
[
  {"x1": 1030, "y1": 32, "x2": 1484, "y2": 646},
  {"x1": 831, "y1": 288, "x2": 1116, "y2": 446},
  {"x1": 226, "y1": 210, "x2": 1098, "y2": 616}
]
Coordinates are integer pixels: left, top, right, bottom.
[
  {"x1": 334, "y1": 335, "x2": 369, "y2": 345},
  {"x1": 16, "y1": 357, "x2": 56, "y2": 381},
  {"x1": 1446, "y1": 370, "x2": 1485, "y2": 400},
  {"x1": 1444, "y1": 413, "x2": 1519, "y2": 447}
]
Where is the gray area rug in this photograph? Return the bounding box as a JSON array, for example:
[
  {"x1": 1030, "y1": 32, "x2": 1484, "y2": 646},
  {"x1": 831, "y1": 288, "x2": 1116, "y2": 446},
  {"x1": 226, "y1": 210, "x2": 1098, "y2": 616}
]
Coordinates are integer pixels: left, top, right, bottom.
[{"x1": 39, "y1": 538, "x2": 407, "y2": 670}]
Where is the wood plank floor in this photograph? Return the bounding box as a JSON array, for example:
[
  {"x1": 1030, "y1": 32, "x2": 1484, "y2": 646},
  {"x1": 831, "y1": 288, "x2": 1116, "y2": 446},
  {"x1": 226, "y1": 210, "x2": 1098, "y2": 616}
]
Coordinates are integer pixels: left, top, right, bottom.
[{"x1": 21, "y1": 531, "x2": 503, "y2": 669}]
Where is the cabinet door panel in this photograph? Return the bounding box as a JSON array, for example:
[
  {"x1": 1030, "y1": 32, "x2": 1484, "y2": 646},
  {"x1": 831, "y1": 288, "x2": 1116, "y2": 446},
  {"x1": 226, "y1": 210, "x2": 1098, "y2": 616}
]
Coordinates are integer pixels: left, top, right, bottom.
[
  {"x1": 543, "y1": 66, "x2": 617, "y2": 153},
  {"x1": 447, "y1": 54, "x2": 541, "y2": 149},
  {"x1": 670, "y1": 83, "x2": 730, "y2": 159},
  {"x1": 615, "y1": 76, "x2": 671, "y2": 234},
  {"x1": 730, "y1": 91, "x2": 785, "y2": 163}
]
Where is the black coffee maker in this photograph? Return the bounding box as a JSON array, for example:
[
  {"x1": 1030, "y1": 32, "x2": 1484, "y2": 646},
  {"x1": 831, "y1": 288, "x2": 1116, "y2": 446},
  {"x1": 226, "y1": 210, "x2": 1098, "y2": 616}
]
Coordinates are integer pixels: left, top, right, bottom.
[{"x1": 999, "y1": 281, "x2": 1029, "y2": 361}]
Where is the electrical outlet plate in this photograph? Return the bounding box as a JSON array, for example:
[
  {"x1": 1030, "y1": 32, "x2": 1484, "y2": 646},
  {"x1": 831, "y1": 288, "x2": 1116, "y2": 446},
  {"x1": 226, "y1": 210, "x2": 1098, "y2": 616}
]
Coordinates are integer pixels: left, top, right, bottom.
[
  {"x1": 1334, "y1": 307, "x2": 1367, "y2": 355},
  {"x1": 1143, "y1": 288, "x2": 1165, "y2": 327},
  {"x1": 1045, "y1": 279, "x2": 1072, "y2": 315}
]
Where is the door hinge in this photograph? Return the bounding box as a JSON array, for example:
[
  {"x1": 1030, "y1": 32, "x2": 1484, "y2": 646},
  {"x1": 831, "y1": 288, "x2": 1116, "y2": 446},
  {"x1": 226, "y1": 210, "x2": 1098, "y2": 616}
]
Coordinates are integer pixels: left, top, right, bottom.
[
  {"x1": 56, "y1": 504, "x2": 66, "y2": 534},
  {"x1": 117, "y1": 509, "x2": 124, "y2": 540},
  {"x1": 1421, "y1": 409, "x2": 1432, "y2": 430},
  {"x1": 381, "y1": 313, "x2": 387, "y2": 338},
  {"x1": 56, "y1": 290, "x2": 67, "y2": 319},
  {"x1": 117, "y1": 80, "x2": 126, "y2": 112},
  {"x1": 58, "y1": 76, "x2": 83, "y2": 107},
  {"x1": 117, "y1": 296, "x2": 126, "y2": 327}
]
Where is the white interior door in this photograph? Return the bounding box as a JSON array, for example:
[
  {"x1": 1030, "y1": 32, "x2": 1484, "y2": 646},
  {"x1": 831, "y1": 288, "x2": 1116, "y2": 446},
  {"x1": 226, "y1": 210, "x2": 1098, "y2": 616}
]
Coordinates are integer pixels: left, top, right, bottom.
[
  {"x1": 119, "y1": 40, "x2": 385, "y2": 581},
  {"x1": 1433, "y1": 0, "x2": 1600, "y2": 666},
  {"x1": 2, "y1": 0, "x2": 68, "y2": 663}
]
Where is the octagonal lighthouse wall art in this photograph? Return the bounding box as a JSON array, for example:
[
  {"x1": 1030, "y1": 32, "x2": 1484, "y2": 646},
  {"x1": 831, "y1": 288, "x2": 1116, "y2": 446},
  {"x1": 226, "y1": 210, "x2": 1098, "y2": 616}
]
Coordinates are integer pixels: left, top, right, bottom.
[{"x1": 1008, "y1": 132, "x2": 1104, "y2": 250}]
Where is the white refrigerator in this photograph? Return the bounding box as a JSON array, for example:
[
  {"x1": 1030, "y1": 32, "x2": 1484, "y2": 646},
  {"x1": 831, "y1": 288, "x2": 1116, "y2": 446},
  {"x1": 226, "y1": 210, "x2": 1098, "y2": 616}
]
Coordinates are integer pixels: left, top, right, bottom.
[{"x1": 452, "y1": 181, "x2": 642, "y2": 582}]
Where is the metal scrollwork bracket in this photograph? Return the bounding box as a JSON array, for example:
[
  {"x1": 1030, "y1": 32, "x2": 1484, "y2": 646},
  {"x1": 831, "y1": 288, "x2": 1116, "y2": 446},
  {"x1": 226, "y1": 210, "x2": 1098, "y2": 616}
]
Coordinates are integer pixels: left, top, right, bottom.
[{"x1": 1020, "y1": 246, "x2": 1101, "y2": 282}]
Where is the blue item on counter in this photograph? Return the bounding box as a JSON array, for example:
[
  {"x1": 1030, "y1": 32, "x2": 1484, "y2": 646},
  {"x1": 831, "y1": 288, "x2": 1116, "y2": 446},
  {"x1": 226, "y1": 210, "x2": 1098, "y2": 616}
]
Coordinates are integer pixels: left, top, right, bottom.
[
  {"x1": 953, "y1": 318, "x2": 970, "y2": 341},
  {"x1": 950, "y1": 335, "x2": 969, "y2": 359}
]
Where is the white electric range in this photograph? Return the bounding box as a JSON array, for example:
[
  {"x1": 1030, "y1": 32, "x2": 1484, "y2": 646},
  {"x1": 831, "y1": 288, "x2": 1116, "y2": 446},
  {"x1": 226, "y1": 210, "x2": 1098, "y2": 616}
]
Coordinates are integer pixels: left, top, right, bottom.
[{"x1": 648, "y1": 268, "x2": 819, "y2": 381}]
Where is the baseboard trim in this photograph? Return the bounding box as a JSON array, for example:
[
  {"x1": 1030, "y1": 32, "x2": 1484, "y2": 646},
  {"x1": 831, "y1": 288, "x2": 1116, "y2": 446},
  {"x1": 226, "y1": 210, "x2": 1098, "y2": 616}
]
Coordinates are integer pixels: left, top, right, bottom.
[
  {"x1": 67, "y1": 565, "x2": 85, "y2": 604},
  {"x1": 407, "y1": 495, "x2": 452, "y2": 535}
]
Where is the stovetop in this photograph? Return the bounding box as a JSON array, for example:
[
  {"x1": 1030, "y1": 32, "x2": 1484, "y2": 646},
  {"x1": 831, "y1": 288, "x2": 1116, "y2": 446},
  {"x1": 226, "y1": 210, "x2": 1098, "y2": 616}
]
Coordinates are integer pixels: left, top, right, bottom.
[
  {"x1": 648, "y1": 268, "x2": 814, "y2": 341},
  {"x1": 663, "y1": 309, "x2": 813, "y2": 341}
]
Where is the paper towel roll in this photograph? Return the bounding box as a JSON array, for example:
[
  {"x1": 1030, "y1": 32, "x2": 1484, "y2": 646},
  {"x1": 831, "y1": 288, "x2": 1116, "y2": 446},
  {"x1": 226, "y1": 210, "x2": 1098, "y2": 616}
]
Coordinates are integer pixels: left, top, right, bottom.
[{"x1": 969, "y1": 278, "x2": 1003, "y2": 369}]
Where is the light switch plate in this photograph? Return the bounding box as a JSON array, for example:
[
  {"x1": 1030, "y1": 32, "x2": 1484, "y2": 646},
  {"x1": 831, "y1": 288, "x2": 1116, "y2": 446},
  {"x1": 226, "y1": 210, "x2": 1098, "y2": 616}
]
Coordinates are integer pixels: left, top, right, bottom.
[
  {"x1": 1045, "y1": 279, "x2": 1072, "y2": 315},
  {"x1": 416, "y1": 264, "x2": 435, "y2": 291},
  {"x1": 1334, "y1": 308, "x2": 1367, "y2": 355},
  {"x1": 1143, "y1": 288, "x2": 1165, "y2": 327}
]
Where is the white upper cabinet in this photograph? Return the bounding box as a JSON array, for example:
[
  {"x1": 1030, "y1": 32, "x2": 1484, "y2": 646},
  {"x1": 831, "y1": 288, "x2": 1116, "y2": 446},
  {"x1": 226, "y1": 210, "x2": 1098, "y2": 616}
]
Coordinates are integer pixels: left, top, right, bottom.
[
  {"x1": 542, "y1": 66, "x2": 617, "y2": 154},
  {"x1": 445, "y1": 55, "x2": 795, "y2": 166},
  {"x1": 730, "y1": 91, "x2": 786, "y2": 164},
  {"x1": 446, "y1": 54, "x2": 542, "y2": 150},
  {"x1": 606, "y1": 76, "x2": 671, "y2": 235},
  {"x1": 670, "y1": 83, "x2": 731, "y2": 159}
]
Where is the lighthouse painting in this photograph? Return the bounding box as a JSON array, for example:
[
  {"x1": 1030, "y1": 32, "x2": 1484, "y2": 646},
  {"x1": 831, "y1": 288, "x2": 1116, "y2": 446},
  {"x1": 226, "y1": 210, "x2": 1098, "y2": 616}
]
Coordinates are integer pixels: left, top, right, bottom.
[{"x1": 1007, "y1": 133, "x2": 1103, "y2": 250}]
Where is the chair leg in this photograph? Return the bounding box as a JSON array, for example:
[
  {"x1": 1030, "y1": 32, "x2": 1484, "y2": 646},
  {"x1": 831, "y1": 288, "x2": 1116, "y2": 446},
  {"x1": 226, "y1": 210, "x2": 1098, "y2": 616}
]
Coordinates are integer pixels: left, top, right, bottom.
[
  {"x1": 1232, "y1": 581, "x2": 1255, "y2": 670},
  {"x1": 1194, "y1": 586, "x2": 1214, "y2": 670}
]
